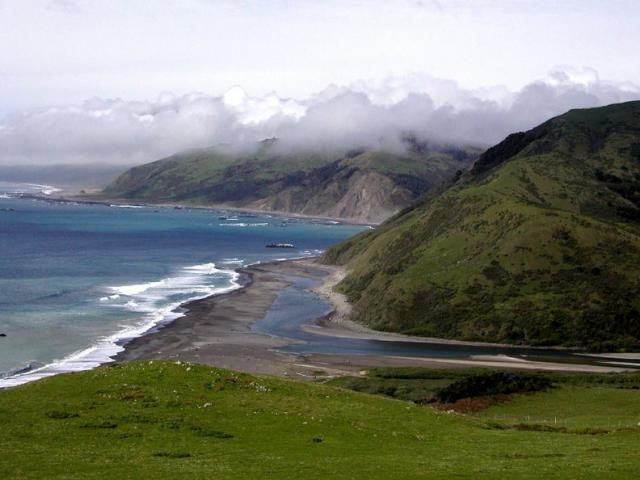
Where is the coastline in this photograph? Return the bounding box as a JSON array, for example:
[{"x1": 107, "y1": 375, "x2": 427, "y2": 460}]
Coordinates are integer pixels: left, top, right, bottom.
[
  {"x1": 116, "y1": 258, "x2": 638, "y2": 376},
  {"x1": 0, "y1": 188, "x2": 373, "y2": 387},
  {"x1": 113, "y1": 263, "x2": 300, "y2": 376},
  {"x1": 41, "y1": 191, "x2": 379, "y2": 226}
]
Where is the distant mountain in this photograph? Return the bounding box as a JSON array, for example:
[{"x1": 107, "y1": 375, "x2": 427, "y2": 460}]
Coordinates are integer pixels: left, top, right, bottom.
[
  {"x1": 99, "y1": 139, "x2": 478, "y2": 222},
  {"x1": 323, "y1": 101, "x2": 640, "y2": 351}
]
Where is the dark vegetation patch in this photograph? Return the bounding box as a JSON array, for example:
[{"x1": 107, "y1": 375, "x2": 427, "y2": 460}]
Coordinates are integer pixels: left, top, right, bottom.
[
  {"x1": 430, "y1": 372, "x2": 552, "y2": 404},
  {"x1": 431, "y1": 395, "x2": 512, "y2": 414},
  {"x1": 160, "y1": 419, "x2": 184, "y2": 430},
  {"x1": 330, "y1": 375, "x2": 448, "y2": 404},
  {"x1": 46, "y1": 410, "x2": 79, "y2": 420},
  {"x1": 484, "y1": 422, "x2": 611, "y2": 435},
  {"x1": 111, "y1": 431, "x2": 143, "y2": 439},
  {"x1": 330, "y1": 369, "x2": 542, "y2": 407},
  {"x1": 329, "y1": 367, "x2": 640, "y2": 412},
  {"x1": 389, "y1": 173, "x2": 431, "y2": 196},
  {"x1": 152, "y1": 451, "x2": 191, "y2": 459},
  {"x1": 471, "y1": 122, "x2": 551, "y2": 175},
  {"x1": 80, "y1": 420, "x2": 118, "y2": 429},
  {"x1": 481, "y1": 260, "x2": 511, "y2": 286},
  {"x1": 594, "y1": 167, "x2": 640, "y2": 222},
  {"x1": 118, "y1": 413, "x2": 158, "y2": 424},
  {"x1": 190, "y1": 426, "x2": 234, "y2": 439},
  {"x1": 496, "y1": 453, "x2": 567, "y2": 460}
]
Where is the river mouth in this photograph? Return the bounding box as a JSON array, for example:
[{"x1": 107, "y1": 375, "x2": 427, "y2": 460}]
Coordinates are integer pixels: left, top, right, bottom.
[
  {"x1": 252, "y1": 271, "x2": 640, "y2": 370},
  {"x1": 0, "y1": 191, "x2": 369, "y2": 386}
]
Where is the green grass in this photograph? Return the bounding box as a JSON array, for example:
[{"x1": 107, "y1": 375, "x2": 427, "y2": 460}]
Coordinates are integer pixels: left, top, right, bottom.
[
  {"x1": 324, "y1": 101, "x2": 640, "y2": 350},
  {"x1": 1, "y1": 362, "x2": 640, "y2": 479},
  {"x1": 330, "y1": 367, "x2": 640, "y2": 433},
  {"x1": 482, "y1": 385, "x2": 640, "y2": 430}
]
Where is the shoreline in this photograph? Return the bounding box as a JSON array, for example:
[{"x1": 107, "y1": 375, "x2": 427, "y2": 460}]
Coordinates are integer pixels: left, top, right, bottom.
[
  {"x1": 0, "y1": 261, "x2": 247, "y2": 388},
  {"x1": 3, "y1": 257, "x2": 635, "y2": 389},
  {"x1": 114, "y1": 260, "x2": 319, "y2": 377},
  {"x1": 116, "y1": 258, "x2": 638, "y2": 376},
  {"x1": 27, "y1": 190, "x2": 379, "y2": 226}
]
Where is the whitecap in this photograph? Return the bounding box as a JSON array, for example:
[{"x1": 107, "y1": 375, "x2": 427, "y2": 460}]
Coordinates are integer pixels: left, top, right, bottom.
[
  {"x1": 26, "y1": 183, "x2": 62, "y2": 195},
  {"x1": 108, "y1": 280, "x2": 164, "y2": 296},
  {"x1": 124, "y1": 300, "x2": 142, "y2": 310},
  {"x1": 0, "y1": 262, "x2": 242, "y2": 389},
  {"x1": 221, "y1": 258, "x2": 244, "y2": 265},
  {"x1": 219, "y1": 222, "x2": 269, "y2": 227},
  {"x1": 182, "y1": 262, "x2": 219, "y2": 274}
]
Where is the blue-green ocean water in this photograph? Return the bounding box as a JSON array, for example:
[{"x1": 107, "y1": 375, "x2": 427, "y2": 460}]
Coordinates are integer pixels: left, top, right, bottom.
[{"x1": 0, "y1": 183, "x2": 367, "y2": 385}]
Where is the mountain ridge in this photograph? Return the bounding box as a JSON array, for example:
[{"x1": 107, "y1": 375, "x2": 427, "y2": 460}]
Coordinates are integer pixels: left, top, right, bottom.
[
  {"x1": 99, "y1": 140, "x2": 479, "y2": 222},
  {"x1": 323, "y1": 101, "x2": 640, "y2": 351}
]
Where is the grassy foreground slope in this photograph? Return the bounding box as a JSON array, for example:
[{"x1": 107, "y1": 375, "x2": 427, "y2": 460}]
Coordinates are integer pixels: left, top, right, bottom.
[
  {"x1": 1, "y1": 362, "x2": 639, "y2": 479},
  {"x1": 101, "y1": 140, "x2": 476, "y2": 222},
  {"x1": 324, "y1": 101, "x2": 640, "y2": 350}
]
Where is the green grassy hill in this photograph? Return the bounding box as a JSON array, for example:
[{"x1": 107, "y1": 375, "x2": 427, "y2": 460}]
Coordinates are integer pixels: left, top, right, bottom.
[
  {"x1": 1, "y1": 362, "x2": 639, "y2": 479},
  {"x1": 323, "y1": 101, "x2": 640, "y2": 350},
  {"x1": 100, "y1": 139, "x2": 477, "y2": 222}
]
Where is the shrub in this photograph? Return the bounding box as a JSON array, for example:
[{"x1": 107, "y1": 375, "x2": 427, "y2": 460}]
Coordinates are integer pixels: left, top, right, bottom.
[
  {"x1": 432, "y1": 372, "x2": 552, "y2": 403},
  {"x1": 152, "y1": 452, "x2": 191, "y2": 458},
  {"x1": 45, "y1": 410, "x2": 79, "y2": 420}
]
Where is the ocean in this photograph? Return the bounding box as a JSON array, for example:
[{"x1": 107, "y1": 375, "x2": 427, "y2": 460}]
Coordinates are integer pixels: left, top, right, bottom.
[{"x1": 0, "y1": 182, "x2": 367, "y2": 386}]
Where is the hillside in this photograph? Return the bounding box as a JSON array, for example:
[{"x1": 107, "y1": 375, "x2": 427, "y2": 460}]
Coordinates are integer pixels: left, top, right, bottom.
[
  {"x1": 100, "y1": 139, "x2": 476, "y2": 223},
  {"x1": 323, "y1": 101, "x2": 640, "y2": 350},
  {"x1": 1, "y1": 362, "x2": 639, "y2": 479}
]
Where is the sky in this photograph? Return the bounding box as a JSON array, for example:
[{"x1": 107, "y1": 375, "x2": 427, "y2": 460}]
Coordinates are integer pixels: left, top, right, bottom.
[{"x1": 1, "y1": 0, "x2": 639, "y2": 165}]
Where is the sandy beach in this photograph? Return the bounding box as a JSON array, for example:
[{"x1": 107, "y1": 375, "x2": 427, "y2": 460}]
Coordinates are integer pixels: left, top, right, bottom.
[{"x1": 116, "y1": 258, "x2": 636, "y2": 377}]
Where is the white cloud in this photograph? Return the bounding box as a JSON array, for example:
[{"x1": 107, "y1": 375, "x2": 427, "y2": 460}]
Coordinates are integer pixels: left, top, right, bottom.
[
  {"x1": 46, "y1": 0, "x2": 82, "y2": 15},
  {"x1": 0, "y1": 68, "x2": 638, "y2": 166},
  {"x1": 2, "y1": 0, "x2": 640, "y2": 112},
  {"x1": 223, "y1": 86, "x2": 306, "y2": 125}
]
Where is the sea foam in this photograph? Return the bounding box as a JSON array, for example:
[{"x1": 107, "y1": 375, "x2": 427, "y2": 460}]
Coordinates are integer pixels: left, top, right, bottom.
[
  {"x1": 218, "y1": 222, "x2": 269, "y2": 227},
  {"x1": 0, "y1": 262, "x2": 241, "y2": 388}
]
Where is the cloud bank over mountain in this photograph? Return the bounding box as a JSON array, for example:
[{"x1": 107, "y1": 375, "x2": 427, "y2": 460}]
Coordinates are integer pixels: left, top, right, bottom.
[{"x1": 1, "y1": 68, "x2": 638, "y2": 166}]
